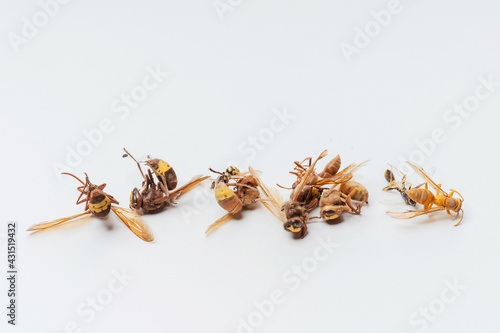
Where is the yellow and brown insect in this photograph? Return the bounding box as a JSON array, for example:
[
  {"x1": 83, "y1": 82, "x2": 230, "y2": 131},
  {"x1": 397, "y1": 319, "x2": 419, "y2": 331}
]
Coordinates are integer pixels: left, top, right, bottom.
[
  {"x1": 124, "y1": 148, "x2": 209, "y2": 214},
  {"x1": 251, "y1": 150, "x2": 368, "y2": 238},
  {"x1": 206, "y1": 166, "x2": 260, "y2": 235},
  {"x1": 122, "y1": 148, "x2": 178, "y2": 191},
  {"x1": 288, "y1": 153, "x2": 367, "y2": 222},
  {"x1": 250, "y1": 150, "x2": 330, "y2": 239},
  {"x1": 289, "y1": 154, "x2": 366, "y2": 189},
  {"x1": 339, "y1": 181, "x2": 369, "y2": 204},
  {"x1": 383, "y1": 166, "x2": 416, "y2": 206},
  {"x1": 387, "y1": 162, "x2": 464, "y2": 226},
  {"x1": 27, "y1": 173, "x2": 154, "y2": 242},
  {"x1": 319, "y1": 187, "x2": 363, "y2": 221}
]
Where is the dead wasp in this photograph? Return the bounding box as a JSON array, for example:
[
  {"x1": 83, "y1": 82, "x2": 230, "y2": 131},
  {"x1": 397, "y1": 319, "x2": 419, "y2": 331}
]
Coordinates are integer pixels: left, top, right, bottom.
[
  {"x1": 251, "y1": 150, "x2": 368, "y2": 238},
  {"x1": 123, "y1": 148, "x2": 209, "y2": 214},
  {"x1": 288, "y1": 153, "x2": 367, "y2": 193},
  {"x1": 383, "y1": 166, "x2": 416, "y2": 206},
  {"x1": 250, "y1": 150, "x2": 330, "y2": 239},
  {"x1": 319, "y1": 187, "x2": 363, "y2": 221},
  {"x1": 27, "y1": 173, "x2": 154, "y2": 242},
  {"x1": 206, "y1": 166, "x2": 260, "y2": 235},
  {"x1": 387, "y1": 162, "x2": 464, "y2": 226},
  {"x1": 122, "y1": 149, "x2": 177, "y2": 191},
  {"x1": 286, "y1": 153, "x2": 368, "y2": 216}
]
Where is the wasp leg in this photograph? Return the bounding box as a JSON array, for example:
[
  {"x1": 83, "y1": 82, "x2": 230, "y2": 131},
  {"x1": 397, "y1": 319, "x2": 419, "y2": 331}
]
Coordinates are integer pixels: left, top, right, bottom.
[{"x1": 453, "y1": 209, "x2": 464, "y2": 226}]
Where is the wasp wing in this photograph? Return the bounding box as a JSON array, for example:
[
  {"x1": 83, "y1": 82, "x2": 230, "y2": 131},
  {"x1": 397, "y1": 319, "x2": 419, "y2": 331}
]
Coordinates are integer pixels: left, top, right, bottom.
[
  {"x1": 387, "y1": 206, "x2": 445, "y2": 219},
  {"x1": 314, "y1": 172, "x2": 353, "y2": 186},
  {"x1": 406, "y1": 162, "x2": 447, "y2": 196},
  {"x1": 27, "y1": 211, "x2": 92, "y2": 232},
  {"x1": 206, "y1": 212, "x2": 234, "y2": 235},
  {"x1": 336, "y1": 160, "x2": 369, "y2": 176},
  {"x1": 111, "y1": 206, "x2": 154, "y2": 242},
  {"x1": 249, "y1": 166, "x2": 287, "y2": 223},
  {"x1": 292, "y1": 150, "x2": 328, "y2": 203}
]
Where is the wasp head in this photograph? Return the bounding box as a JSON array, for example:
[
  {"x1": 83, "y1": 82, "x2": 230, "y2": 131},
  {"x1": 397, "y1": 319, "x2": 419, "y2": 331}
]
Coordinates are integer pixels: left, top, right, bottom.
[
  {"x1": 226, "y1": 166, "x2": 240, "y2": 176},
  {"x1": 129, "y1": 188, "x2": 142, "y2": 210}
]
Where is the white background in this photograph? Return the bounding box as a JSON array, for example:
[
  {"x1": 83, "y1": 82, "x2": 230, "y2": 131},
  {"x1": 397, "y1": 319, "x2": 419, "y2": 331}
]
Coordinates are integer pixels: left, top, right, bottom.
[{"x1": 1, "y1": 1, "x2": 500, "y2": 332}]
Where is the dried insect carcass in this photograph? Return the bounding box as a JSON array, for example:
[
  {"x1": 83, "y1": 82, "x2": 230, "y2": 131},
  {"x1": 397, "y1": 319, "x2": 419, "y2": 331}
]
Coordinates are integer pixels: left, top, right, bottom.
[
  {"x1": 383, "y1": 166, "x2": 416, "y2": 206},
  {"x1": 251, "y1": 150, "x2": 368, "y2": 238},
  {"x1": 319, "y1": 187, "x2": 363, "y2": 221},
  {"x1": 123, "y1": 148, "x2": 208, "y2": 214},
  {"x1": 387, "y1": 162, "x2": 464, "y2": 226},
  {"x1": 206, "y1": 166, "x2": 260, "y2": 235},
  {"x1": 250, "y1": 150, "x2": 329, "y2": 239},
  {"x1": 122, "y1": 148, "x2": 178, "y2": 192},
  {"x1": 27, "y1": 173, "x2": 154, "y2": 242}
]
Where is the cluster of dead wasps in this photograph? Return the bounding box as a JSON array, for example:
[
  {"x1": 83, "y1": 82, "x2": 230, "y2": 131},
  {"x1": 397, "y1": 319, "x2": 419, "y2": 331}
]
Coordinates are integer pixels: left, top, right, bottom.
[{"x1": 27, "y1": 149, "x2": 464, "y2": 242}]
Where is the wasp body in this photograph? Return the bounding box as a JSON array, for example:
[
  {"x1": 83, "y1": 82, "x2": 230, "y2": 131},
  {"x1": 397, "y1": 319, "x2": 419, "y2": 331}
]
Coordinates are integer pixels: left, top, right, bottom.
[
  {"x1": 387, "y1": 162, "x2": 464, "y2": 226},
  {"x1": 27, "y1": 173, "x2": 154, "y2": 242}
]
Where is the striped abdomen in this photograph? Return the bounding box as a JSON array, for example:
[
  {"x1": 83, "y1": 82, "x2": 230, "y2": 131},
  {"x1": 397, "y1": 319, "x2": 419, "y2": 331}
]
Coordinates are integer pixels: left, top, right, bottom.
[
  {"x1": 339, "y1": 181, "x2": 369, "y2": 203},
  {"x1": 148, "y1": 159, "x2": 178, "y2": 190},
  {"x1": 215, "y1": 181, "x2": 242, "y2": 214},
  {"x1": 318, "y1": 155, "x2": 341, "y2": 178},
  {"x1": 406, "y1": 188, "x2": 434, "y2": 208},
  {"x1": 89, "y1": 191, "x2": 111, "y2": 218}
]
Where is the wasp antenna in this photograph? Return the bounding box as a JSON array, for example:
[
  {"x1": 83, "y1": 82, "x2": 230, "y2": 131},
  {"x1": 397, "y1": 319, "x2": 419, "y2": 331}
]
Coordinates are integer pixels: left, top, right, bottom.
[
  {"x1": 123, "y1": 148, "x2": 146, "y2": 178},
  {"x1": 209, "y1": 168, "x2": 224, "y2": 175},
  {"x1": 61, "y1": 172, "x2": 86, "y2": 185},
  {"x1": 450, "y1": 189, "x2": 464, "y2": 201}
]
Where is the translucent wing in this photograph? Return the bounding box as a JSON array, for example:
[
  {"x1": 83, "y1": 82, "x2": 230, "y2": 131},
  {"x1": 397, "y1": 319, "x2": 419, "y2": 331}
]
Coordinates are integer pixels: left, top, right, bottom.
[
  {"x1": 406, "y1": 162, "x2": 447, "y2": 196},
  {"x1": 387, "y1": 206, "x2": 445, "y2": 219},
  {"x1": 336, "y1": 160, "x2": 369, "y2": 177},
  {"x1": 111, "y1": 206, "x2": 154, "y2": 242},
  {"x1": 314, "y1": 172, "x2": 353, "y2": 186},
  {"x1": 249, "y1": 166, "x2": 286, "y2": 223},
  {"x1": 292, "y1": 150, "x2": 328, "y2": 203},
  {"x1": 206, "y1": 212, "x2": 234, "y2": 235},
  {"x1": 27, "y1": 211, "x2": 91, "y2": 231},
  {"x1": 154, "y1": 175, "x2": 210, "y2": 203}
]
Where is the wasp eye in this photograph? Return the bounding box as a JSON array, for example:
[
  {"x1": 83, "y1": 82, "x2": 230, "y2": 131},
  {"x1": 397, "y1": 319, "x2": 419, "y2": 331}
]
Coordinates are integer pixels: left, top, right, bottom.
[{"x1": 129, "y1": 188, "x2": 142, "y2": 210}]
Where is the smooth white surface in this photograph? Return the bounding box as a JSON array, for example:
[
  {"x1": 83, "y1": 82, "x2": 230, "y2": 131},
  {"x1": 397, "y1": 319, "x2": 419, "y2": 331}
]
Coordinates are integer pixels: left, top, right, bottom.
[{"x1": 1, "y1": 1, "x2": 500, "y2": 332}]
